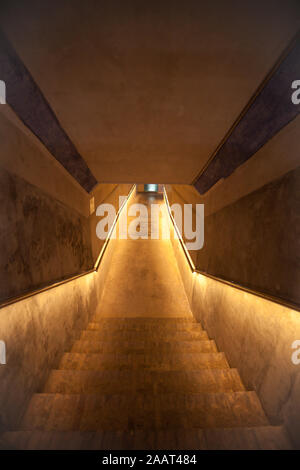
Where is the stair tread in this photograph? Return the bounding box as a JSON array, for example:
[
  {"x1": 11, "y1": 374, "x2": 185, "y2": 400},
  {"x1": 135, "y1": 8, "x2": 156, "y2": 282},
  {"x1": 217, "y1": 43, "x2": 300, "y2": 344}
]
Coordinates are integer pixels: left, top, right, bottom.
[
  {"x1": 81, "y1": 328, "x2": 208, "y2": 342},
  {"x1": 59, "y1": 351, "x2": 229, "y2": 370},
  {"x1": 91, "y1": 317, "x2": 197, "y2": 323},
  {"x1": 72, "y1": 339, "x2": 217, "y2": 354},
  {"x1": 1, "y1": 426, "x2": 291, "y2": 450},
  {"x1": 43, "y1": 368, "x2": 245, "y2": 394},
  {"x1": 20, "y1": 391, "x2": 268, "y2": 431},
  {"x1": 13, "y1": 313, "x2": 280, "y2": 448},
  {"x1": 87, "y1": 319, "x2": 203, "y2": 332}
]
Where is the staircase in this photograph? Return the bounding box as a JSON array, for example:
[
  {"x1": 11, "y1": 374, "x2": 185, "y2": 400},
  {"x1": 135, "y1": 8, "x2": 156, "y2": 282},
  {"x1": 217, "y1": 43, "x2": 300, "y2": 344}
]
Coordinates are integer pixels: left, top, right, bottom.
[{"x1": 1, "y1": 316, "x2": 291, "y2": 449}]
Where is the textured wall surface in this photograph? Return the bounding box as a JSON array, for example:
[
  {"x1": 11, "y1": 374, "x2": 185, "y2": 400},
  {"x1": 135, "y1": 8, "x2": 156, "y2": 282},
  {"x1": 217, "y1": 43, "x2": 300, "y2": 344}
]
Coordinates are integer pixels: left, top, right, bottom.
[
  {"x1": 0, "y1": 227, "x2": 118, "y2": 430},
  {"x1": 0, "y1": 108, "x2": 90, "y2": 218},
  {"x1": 196, "y1": 167, "x2": 300, "y2": 306},
  {"x1": 194, "y1": 37, "x2": 300, "y2": 193},
  {"x1": 0, "y1": 30, "x2": 97, "y2": 192},
  {"x1": 0, "y1": 272, "x2": 97, "y2": 430},
  {"x1": 167, "y1": 165, "x2": 300, "y2": 307},
  {"x1": 170, "y1": 115, "x2": 300, "y2": 217},
  {"x1": 0, "y1": 166, "x2": 93, "y2": 302},
  {"x1": 0, "y1": 189, "x2": 128, "y2": 431},
  {"x1": 168, "y1": 214, "x2": 300, "y2": 448}
]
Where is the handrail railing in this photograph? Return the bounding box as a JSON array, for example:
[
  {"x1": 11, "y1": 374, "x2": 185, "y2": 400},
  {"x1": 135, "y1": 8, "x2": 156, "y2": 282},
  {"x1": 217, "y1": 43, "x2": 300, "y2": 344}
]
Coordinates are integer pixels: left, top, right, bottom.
[
  {"x1": 3, "y1": 183, "x2": 298, "y2": 313},
  {"x1": 0, "y1": 184, "x2": 136, "y2": 309},
  {"x1": 163, "y1": 186, "x2": 300, "y2": 313}
]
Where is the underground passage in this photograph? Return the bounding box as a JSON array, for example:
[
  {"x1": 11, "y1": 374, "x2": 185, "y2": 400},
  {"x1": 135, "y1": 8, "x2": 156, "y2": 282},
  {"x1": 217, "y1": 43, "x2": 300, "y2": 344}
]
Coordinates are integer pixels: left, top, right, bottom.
[{"x1": 0, "y1": 0, "x2": 299, "y2": 454}]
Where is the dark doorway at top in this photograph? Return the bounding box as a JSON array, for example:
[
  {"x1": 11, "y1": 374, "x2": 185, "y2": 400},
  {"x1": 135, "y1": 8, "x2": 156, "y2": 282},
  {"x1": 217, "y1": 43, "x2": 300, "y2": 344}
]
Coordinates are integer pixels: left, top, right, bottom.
[{"x1": 144, "y1": 184, "x2": 158, "y2": 192}]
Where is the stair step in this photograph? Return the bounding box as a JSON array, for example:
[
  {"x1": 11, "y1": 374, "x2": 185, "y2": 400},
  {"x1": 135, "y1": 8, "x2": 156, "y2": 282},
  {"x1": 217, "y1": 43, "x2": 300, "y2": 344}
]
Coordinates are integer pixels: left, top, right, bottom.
[
  {"x1": 88, "y1": 319, "x2": 202, "y2": 333},
  {"x1": 9, "y1": 312, "x2": 281, "y2": 448},
  {"x1": 43, "y1": 369, "x2": 245, "y2": 394},
  {"x1": 20, "y1": 391, "x2": 268, "y2": 431},
  {"x1": 72, "y1": 339, "x2": 217, "y2": 354},
  {"x1": 81, "y1": 328, "x2": 208, "y2": 342},
  {"x1": 59, "y1": 352, "x2": 229, "y2": 371},
  {"x1": 0, "y1": 426, "x2": 291, "y2": 450},
  {"x1": 84, "y1": 322, "x2": 207, "y2": 335},
  {"x1": 90, "y1": 317, "x2": 197, "y2": 327}
]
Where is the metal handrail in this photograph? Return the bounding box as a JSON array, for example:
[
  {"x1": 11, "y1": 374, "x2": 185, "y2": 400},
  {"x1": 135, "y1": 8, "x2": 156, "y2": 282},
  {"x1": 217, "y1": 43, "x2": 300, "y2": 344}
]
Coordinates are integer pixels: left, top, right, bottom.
[
  {"x1": 0, "y1": 184, "x2": 136, "y2": 309},
  {"x1": 163, "y1": 186, "x2": 300, "y2": 313}
]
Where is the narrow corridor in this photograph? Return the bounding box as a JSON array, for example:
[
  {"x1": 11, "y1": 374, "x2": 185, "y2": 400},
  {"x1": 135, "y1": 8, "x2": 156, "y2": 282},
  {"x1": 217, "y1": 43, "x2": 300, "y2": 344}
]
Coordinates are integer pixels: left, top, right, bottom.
[
  {"x1": 0, "y1": 192, "x2": 291, "y2": 449},
  {"x1": 97, "y1": 192, "x2": 193, "y2": 319}
]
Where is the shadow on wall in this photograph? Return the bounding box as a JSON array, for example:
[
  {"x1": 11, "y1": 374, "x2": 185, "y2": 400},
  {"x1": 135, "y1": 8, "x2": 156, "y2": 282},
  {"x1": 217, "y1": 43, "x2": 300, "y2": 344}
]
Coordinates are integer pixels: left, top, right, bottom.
[
  {"x1": 166, "y1": 165, "x2": 300, "y2": 308},
  {"x1": 196, "y1": 167, "x2": 300, "y2": 306},
  {"x1": 0, "y1": 167, "x2": 93, "y2": 303}
]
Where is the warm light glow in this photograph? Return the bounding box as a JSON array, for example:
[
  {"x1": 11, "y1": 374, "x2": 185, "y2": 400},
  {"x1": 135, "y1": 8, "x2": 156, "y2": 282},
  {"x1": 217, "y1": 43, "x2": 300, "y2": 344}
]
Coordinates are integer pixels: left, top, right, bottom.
[
  {"x1": 163, "y1": 186, "x2": 299, "y2": 315},
  {"x1": 163, "y1": 186, "x2": 196, "y2": 271},
  {"x1": 94, "y1": 184, "x2": 136, "y2": 270},
  {"x1": 144, "y1": 183, "x2": 158, "y2": 192}
]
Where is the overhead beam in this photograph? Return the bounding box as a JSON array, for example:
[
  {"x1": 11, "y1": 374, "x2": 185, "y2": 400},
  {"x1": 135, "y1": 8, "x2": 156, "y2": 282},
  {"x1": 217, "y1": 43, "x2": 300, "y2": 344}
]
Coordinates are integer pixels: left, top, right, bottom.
[
  {"x1": 0, "y1": 30, "x2": 97, "y2": 192},
  {"x1": 193, "y1": 35, "x2": 300, "y2": 195}
]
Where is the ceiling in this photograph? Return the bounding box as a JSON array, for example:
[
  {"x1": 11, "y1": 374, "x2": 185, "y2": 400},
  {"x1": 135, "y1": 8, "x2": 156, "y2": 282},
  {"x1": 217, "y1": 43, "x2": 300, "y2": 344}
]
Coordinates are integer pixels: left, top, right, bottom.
[{"x1": 0, "y1": 0, "x2": 299, "y2": 184}]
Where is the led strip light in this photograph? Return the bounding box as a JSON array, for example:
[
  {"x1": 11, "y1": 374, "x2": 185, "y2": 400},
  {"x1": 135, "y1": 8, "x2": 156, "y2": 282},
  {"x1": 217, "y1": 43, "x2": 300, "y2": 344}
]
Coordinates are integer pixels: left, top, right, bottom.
[
  {"x1": 162, "y1": 185, "x2": 299, "y2": 312},
  {"x1": 163, "y1": 186, "x2": 195, "y2": 271},
  {"x1": 94, "y1": 184, "x2": 136, "y2": 270}
]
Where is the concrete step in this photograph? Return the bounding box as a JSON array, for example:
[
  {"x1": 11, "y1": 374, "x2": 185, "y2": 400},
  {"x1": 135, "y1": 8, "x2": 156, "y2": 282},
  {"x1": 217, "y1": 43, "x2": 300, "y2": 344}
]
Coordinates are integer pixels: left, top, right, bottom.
[
  {"x1": 58, "y1": 351, "x2": 229, "y2": 371},
  {"x1": 88, "y1": 319, "x2": 202, "y2": 334},
  {"x1": 20, "y1": 391, "x2": 268, "y2": 431},
  {"x1": 90, "y1": 317, "x2": 197, "y2": 326},
  {"x1": 81, "y1": 328, "x2": 208, "y2": 343},
  {"x1": 72, "y1": 339, "x2": 217, "y2": 354},
  {"x1": 43, "y1": 369, "x2": 245, "y2": 394},
  {"x1": 0, "y1": 426, "x2": 291, "y2": 450}
]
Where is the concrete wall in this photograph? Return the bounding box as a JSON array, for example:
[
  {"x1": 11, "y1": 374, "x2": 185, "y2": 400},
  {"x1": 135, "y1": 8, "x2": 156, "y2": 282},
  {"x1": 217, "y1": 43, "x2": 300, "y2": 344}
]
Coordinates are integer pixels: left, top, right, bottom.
[
  {"x1": 167, "y1": 167, "x2": 300, "y2": 306},
  {"x1": 196, "y1": 167, "x2": 300, "y2": 306},
  {"x1": 0, "y1": 193, "x2": 123, "y2": 431},
  {"x1": 0, "y1": 107, "x2": 90, "y2": 217},
  {"x1": 168, "y1": 213, "x2": 300, "y2": 448},
  {"x1": 0, "y1": 107, "x2": 133, "y2": 430},
  {"x1": 166, "y1": 116, "x2": 300, "y2": 447},
  {"x1": 0, "y1": 165, "x2": 93, "y2": 303},
  {"x1": 0, "y1": 107, "x2": 132, "y2": 302},
  {"x1": 0, "y1": 107, "x2": 96, "y2": 302},
  {"x1": 0, "y1": 271, "x2": 97, "y2": 430},
  {"x1": 166, "y1": 117, "x2": 300, "y2": 307}
]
